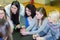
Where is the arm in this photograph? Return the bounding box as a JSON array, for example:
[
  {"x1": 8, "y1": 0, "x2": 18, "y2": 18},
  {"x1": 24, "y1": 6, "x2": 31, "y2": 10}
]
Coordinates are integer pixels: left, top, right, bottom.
[
  {"x1": 27, "y1": 18, "x2": 48, "y2": 35},
  {"x1": 26, "y1": 17, "x2": 37, "y2": 31},
  {"x1": 39, "y1": 26, "x2": 50, "y2": 37},
  {"x1": 20, "y1": 16, "x2": 25, "y2": 28}
]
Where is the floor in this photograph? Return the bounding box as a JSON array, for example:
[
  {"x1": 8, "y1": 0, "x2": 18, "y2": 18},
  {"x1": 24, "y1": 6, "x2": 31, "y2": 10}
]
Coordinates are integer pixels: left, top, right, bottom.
[{"x1": 13, "y1": 30, "x2": 33, "y2": 40}]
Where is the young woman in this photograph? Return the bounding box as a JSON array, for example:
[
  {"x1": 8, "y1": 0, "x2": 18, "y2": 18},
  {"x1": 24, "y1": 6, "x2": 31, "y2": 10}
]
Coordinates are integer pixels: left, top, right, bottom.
[
  {"x1": 5, "y1": 1, "x2": 25, "y2": 31},
  {"x1": 0, "y1": 6, "x2": 13, "y2": 40},
  {"x1": 21, "y1": 7, "x2": 48, "y2": 36},
  {"x1": 21, "y1": 4, "x2": 37, "y2": 32},
  {"x1": 36, "y1": 10, "x2": 60, "y2": 40}
]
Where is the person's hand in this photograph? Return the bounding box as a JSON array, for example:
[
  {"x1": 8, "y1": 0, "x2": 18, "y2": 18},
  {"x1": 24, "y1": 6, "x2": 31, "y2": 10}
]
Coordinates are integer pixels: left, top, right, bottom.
[
  {"x1": 21, "y1": 32, "x2": 27, "y2": 35},
  {"x1": 36, "y1": 37, "x2": 45, "y2": 40},
  {"x1": 16, "y1": 24, "x2": 20, "y2": 28},
  {"x1": 20, "y1": 28, "x2": 26, "y2": 32},
  {"x1": 33, "y1": 34, "x2": 39, "y2": 39},
  {"x1": 20, "y1": 29, "x2": 28, "y2": 35}
]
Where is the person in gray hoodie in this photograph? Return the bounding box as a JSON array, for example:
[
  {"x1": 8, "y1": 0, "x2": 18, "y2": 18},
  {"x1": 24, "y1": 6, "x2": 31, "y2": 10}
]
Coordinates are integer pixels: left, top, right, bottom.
[{"x1": 5, "y1": 1, "x2": 25, "y2": 31}]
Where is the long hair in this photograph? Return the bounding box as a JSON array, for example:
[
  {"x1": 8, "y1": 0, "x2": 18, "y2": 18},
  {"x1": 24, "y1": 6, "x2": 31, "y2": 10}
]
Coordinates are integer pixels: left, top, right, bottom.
[
  {"x1": 36, "y1": 7, "x2": 47, "y2": 20},
  {"x1": 10, "y1": 1, "x2": 20, "y2": 25},
  {"x1": 10, "y1": 1, "x2": 20, "y2": 14},
  {"x1": 10, "y1": 1, "x2": 20, "y2": 21},
  {"x1": 36, "y1": 7, "x2": 47, "y2": 26},
  {"x1": 25, "y1": 4, "x2": 36, "y2": 18}
]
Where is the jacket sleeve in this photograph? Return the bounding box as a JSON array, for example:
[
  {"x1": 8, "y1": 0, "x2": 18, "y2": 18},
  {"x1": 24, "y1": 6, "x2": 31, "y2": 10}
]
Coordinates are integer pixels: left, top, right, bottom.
[
  {"x1": 26, "y1": 17, "x2": 37, "y2": 31},
  {"x1": 39, "y1": 25, "x2": 50, "y2": 37},
  {"x1": 20, "y1": 16, "x2": 25, "y2": 27}
]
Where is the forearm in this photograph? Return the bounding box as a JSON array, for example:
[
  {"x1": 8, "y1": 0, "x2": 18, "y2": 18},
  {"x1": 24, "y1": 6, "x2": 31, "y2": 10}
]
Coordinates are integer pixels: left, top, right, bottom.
[{"x1": 26, "y1": 23, "x2": 37, "y2": 31}]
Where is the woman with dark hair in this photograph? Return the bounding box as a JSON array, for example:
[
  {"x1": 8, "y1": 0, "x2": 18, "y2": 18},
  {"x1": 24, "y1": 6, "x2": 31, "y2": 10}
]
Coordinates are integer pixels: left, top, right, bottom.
[
  {"x1": 25, "y1": 4, "x2": 37, "y2": 29},
  {"x1": 5, "y1": 1, "x2": 25, "y2": 31},
  {"x1": 19, "y1": 4, "x2": 37, "y2": 40},
  {"x1": 25, "y1": 4, "x2": 36, "y2": 18},
  {"x1": 0, "y1": 6, "x2": 13, "y2": 40},
  {"x1": 20, "y1": 4, "x2": 37, "y2": 32}
]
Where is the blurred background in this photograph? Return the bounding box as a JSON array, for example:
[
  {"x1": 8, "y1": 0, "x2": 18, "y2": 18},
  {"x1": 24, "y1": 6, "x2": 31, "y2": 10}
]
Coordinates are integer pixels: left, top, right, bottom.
[{"x1": 0, "y1": 0, "x2": 60, "y2": 15}]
